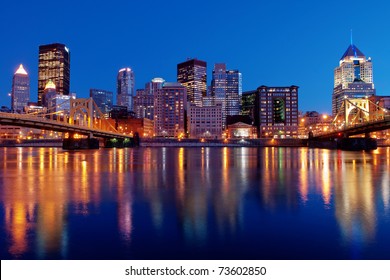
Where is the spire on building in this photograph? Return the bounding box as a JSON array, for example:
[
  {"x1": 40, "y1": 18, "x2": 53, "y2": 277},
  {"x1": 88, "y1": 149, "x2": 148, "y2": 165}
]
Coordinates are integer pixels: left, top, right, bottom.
[
  {"x1": 340, "y1": 44, "x2": 365, "y2": 61},
  {"x1": 15, "y1": 64, "x2": 28, "y2": 75}
]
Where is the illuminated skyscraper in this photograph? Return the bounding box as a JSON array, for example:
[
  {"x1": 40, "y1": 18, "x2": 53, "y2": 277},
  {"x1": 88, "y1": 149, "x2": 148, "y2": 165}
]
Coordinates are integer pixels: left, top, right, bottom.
[
  {"x1": 90, "y1": 88, "x2": 113, "y2": 116},
  {"x1": 38, "y1": 43, "x2": 70, "y2": 104},
  {"x1": 177, "y1": 58, "x2": 206, "y2": 107},
  {"x1": 210, "y1": 63, "x2": 242, "y2": 127},
  {"x1": 117, "y1": 67, "x2": 135, "y2": 111},
  {"x1": 11, "y1": 64, "x2": 30, "y2": 113},
  {"x1": 225, "y1": 70, "x2": 242, "y2": 116},
  {"x1": 332, "y1": 43, "x2": 375, "y2": 115}
]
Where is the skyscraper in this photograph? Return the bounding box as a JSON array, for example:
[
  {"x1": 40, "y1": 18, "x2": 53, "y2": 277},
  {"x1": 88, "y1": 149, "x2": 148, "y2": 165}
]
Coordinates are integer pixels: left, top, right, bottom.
[
  {"x1": 210, "y1": 63, "x2": 242, "y2": 127},
  {"x1": 255, "y1": 85, "x2": 299, "y2": 138},
  {"x1": 177, "y1": 58, "x2": 206, "y2": 107},
  {"x1": 11, "y1": 64, "x2": 30, "y2": 113},
  {"x1": 332, "y1": 43, "x2": 375, "y2": 115},
  {"x1": 38, "y1": 43, "x2": 70, "y2": 104},
  {"x1": 117, "y1": 67, "x2": 135, "y2": 111},
  {"x1": 225, "y1": 70, "x2": 242, "y2": 116},
  {"x1": 90, "y1": 88, "x2": 113, "y2": 116}
]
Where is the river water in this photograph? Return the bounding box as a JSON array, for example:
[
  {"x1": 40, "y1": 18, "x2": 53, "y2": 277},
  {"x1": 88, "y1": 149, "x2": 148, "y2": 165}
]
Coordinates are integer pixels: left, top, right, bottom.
[{"x1": 0, "y1": 146, "x2": 389, "y2": 259}]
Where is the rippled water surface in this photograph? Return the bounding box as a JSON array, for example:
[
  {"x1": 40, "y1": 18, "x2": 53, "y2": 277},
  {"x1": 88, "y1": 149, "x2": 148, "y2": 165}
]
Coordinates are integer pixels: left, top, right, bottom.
[{"x1": 1, "y1": 146, "x2": 390, "y2": 259}]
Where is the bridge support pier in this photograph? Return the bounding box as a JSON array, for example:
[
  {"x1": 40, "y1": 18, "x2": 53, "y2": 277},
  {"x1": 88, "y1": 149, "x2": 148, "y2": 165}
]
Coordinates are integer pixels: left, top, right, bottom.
[
  {"x1": 308, "y1": 137, "x2": 377, "y2": 151},
  {"x1": 62, "y1": 137, "x2": 99, "y2": 150}
]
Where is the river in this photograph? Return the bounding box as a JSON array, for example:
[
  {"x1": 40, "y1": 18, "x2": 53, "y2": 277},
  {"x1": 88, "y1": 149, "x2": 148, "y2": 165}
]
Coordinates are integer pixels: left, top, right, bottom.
[{"x1": 0, "y1": 146, "x2": 389, "y2": 259}]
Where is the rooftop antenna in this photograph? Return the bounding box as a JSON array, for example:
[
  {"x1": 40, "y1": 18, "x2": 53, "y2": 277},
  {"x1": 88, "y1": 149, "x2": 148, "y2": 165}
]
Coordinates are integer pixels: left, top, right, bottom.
[{"x1": 350, "y1": 29, "x2": 353, "y2": 45}]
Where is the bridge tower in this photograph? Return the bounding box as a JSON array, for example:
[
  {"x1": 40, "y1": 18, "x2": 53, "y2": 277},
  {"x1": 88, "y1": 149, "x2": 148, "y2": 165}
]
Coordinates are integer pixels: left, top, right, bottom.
[
  {"x1": 344, "y1": 98, "x2": 370, "y2": 127},
  {"x1": 69, "y1": 98, "x2": 94, "y2": 128}
]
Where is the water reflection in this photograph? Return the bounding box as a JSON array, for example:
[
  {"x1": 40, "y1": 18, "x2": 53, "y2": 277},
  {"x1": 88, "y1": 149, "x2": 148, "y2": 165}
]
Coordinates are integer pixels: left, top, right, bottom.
[{"x1": 0, "y1": 147, "x2": 389, "y2": 259}]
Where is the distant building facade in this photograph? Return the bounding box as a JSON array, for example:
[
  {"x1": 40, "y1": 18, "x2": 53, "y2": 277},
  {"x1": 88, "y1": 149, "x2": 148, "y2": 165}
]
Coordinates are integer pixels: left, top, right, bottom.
[
  {"x1": 11, "y1": 64, "x2": 30, "y2": 113},
  {"x1": 210, "y1": 63, "x2": 242, "y2": 127},
  {"x1": 38, "y1": 43, "x2": 70, "y2": 105},
  {"x1": 177, "y1": 58, "x2": 206, "y2": 107},
  {"x1": 42, "y1": 80, "x2": 57, "y2": 109},
  {"x1": 255, "y1": 85, "x2": 299, "y2": 138},
  {"x1": 107, "y1": 117, "x2": 154, "y2": 138},
  {"x1": 332, "y1": 43, "x2": 375, "y2": 116},
  {"x1": 117, "y1": 67, "x2": 135, "y2": 111},
  {"x1": 154, "y1": 83, "x2": 187, "y2": 137},
  {"x1": 90, "y1": 88, "x2": 113, "y2": 116},
  {"x1": 188, "y1": 103, "x2": 223, "y2": 138},
  {"x1": 134, "y1": 78, "x2": 164, "y2": 120},
  {"x1": 225, "y1": 70, "x2": 242, "y2": 116},
  {"x1": 241, "y1": 90, "x2": 256, "y2": 122},
  {"x1": 42, "y1": 80, "x2": 73, "y2": 118}
]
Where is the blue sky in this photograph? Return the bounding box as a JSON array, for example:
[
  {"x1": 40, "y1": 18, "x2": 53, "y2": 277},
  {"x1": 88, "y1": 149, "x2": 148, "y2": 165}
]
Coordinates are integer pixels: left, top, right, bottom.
[{"x1": 0, "y1": 0, "x2": 389, "y2": 114}]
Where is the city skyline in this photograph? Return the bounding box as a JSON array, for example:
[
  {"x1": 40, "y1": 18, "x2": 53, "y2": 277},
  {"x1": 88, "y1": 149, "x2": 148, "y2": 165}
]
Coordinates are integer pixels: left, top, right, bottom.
[{"x1": 1, "y1": 0, "x2": 390, "y2": 114}]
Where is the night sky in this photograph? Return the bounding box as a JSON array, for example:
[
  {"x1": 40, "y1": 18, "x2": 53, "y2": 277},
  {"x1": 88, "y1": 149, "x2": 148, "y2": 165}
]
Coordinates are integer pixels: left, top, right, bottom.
[{"x1": 1, "y1": 0, "x2": 389, "y2": 114}]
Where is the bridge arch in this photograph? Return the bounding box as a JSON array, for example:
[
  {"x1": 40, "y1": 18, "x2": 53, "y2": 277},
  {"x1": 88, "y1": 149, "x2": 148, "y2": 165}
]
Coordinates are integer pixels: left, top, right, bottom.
[{"x1": 69, "y1": 98, "x2": 94, "y2": 128}]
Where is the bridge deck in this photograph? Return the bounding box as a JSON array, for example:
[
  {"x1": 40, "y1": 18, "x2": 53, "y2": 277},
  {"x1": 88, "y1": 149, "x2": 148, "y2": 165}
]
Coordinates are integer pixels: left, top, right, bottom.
[{"x1": 0, "y1": 112, "x2": 129, "y2": 139}]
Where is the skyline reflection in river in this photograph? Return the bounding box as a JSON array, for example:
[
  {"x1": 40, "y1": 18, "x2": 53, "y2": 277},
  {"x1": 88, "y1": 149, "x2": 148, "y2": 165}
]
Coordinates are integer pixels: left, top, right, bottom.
[{"x1": 1, "y1": 147, "x2": 389, "y2": 259}]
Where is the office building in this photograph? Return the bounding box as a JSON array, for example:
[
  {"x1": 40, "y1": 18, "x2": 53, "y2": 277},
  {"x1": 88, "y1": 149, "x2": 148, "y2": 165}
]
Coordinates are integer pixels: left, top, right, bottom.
[
  {"x1": 11, "y1": 64, "x2": 30, "y2": 113},
  {"x1": 154, "y1": 82, "x2": 187, "y2": 137},
  {"x1": 241, "y1": 90, "x2": 256, "y2": 121},
  {"x1": 225, "y1": 69, "x2": 242, "y2": 116},
  {"x1": 255, "y1": 85, "x2": 299, "y2": 138},
  {"x1": 188, "y1": 103, "x2": 223, "y2": 139},
  {"x1": 117, "y1": 67, "x2": 135, "y2": 111},
  {"x1": 134, "y1": 78, "x2": 164, "y2": 120},
  {"x1": 332, "y1": 43, "x2": 375, "y2": 115},
  {"x1": 38, "y1": 43, "x2": 70, "y2": 104},
  {"x1": 90, "y1": 88, "x2": 113, "y2": 116},
  {"x1": 42, "y1": 80, "x2": 57, "y2": 109},
  {"x1": 177, "y1": 58, "x2": 206, "y2": 107},
  {"x1": 210, "y1": 63, "x2": 242, "y2": 127}
]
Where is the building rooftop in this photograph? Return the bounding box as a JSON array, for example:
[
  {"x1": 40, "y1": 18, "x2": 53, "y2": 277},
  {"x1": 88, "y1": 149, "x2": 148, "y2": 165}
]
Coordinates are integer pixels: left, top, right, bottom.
[
  {"x1": 163, "y1": 82, "x2": 184, "y2": 88},
  {"x1": 340, "y1": 44, "x2": 365, "y2": 60},
  {"x1": 15, "y1": 64, "x2": 28, "y2": 75}
]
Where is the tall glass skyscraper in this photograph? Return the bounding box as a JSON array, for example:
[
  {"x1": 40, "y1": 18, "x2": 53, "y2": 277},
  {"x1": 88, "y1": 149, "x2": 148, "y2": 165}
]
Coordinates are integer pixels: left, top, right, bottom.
[
  {"x1": 90, "y1": 88, "x2": 113, "y2": 116},
  {"x1": 38, "y1": 43, "x2": 70, "y2": 105},
  {"x1": 117, "y1": 67, "x2": 135, "y2": 111},
  {"x1": 226, "y1": 70, "x2": 242, "y2": 116},
  {"x1": 11, "y1": 64, "x2": 30, "y2": 113},
  {"x1": 210, "y1": 63, "x2": 242, "y2": 127},
  {"x1": 332, "y1": 43, "x2": 375, "y2": 115},
  {"x1": 177, "y1": 58, "x2": 206, "y2": 107}
]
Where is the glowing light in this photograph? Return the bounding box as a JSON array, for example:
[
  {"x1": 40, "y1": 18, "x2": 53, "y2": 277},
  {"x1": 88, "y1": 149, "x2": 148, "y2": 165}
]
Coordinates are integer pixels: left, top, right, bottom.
[
  {"x1": 44, "y1": 80, "x2": 56, "y2": 90},
  {"x1": 119, "y1": 67, "x2": 132, "y2": 72},
  {"x1": 15, "y1": 64, "x2": 28, "y2": 75},
  {"x1": 151, "y1": 77, "x2": 165, "y2": 83}
]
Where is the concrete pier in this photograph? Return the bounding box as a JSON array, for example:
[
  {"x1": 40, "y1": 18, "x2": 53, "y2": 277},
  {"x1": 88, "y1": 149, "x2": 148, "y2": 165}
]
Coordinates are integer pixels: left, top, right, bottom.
[
  {"x1": 308, "y1": 138, "x2": 377, "y2": 151},
  {"x1": 62, "y1": 138, "x2": 99, "y2": 150}
]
